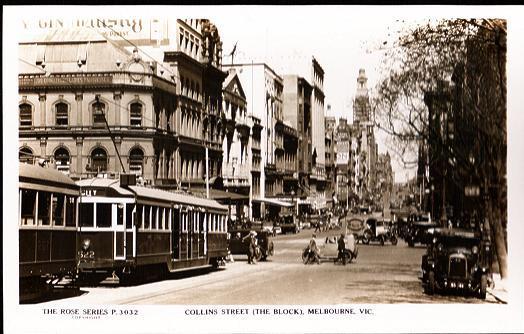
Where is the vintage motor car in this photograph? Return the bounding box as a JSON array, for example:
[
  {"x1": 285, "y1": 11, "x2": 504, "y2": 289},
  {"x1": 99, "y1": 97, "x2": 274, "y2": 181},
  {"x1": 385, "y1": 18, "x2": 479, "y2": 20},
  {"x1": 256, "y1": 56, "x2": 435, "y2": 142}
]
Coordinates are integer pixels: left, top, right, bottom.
[
  {"x1": 279, "y1": 213, "x2": 300, "y2": 234},
  {"x1": 421, "y1": 228, "x2": 490, "y2": 299},
  {"x1": 405, "y1": 221, "x2": 439, "y2": 247},
  {"x1": 228, "y1": 228, "x2": 274, "y2": 261},
  {"x1": 362, "y1": 218, "x2": 398, "y2": 246}
]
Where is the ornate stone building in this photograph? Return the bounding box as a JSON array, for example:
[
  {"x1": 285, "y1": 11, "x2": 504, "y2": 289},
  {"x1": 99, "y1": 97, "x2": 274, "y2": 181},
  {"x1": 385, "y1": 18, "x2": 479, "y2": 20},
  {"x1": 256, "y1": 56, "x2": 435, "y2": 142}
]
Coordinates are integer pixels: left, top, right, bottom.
[{"x1": 18, "y1": 19, "x2": 227, "y2": 194}]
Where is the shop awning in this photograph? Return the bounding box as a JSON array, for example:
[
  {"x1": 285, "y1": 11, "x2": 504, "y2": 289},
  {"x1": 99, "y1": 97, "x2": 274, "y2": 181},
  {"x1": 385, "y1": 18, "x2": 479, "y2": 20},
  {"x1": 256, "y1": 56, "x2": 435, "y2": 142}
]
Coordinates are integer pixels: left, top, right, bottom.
[
  {"x1": 191, "y1": 188, "x2": 249, "y2": 201},
  {"x1": 252, "y1": 197, "x2": 294, "y2": 207}
]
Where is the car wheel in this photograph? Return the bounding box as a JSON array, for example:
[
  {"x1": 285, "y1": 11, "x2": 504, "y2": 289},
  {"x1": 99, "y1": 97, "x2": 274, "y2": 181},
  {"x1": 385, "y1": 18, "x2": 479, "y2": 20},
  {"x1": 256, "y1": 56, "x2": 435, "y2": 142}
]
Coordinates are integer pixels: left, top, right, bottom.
[
  {"x1": 425, "y1": 271, "x2": 436, "y2": 295},
  {"x1": 255, "y1": 248, "x2": 262, "y2": 262},
  {"x1": 346, "y1": 251, "x2": 353, "y2": 264},
  {"x1": 302, "y1": 249, "x2": 309, "y2": 264},
  {"x1": 391, "y1": 235, "x2": 398, "y2": 246},
  {"x1": 479, "y1": 274, "x2": 487, "y2": 299}
]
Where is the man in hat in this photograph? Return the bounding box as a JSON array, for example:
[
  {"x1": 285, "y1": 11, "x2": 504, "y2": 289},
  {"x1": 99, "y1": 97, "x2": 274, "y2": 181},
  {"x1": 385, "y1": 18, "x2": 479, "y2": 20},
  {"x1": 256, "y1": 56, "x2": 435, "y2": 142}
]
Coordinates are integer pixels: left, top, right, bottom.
[
  {"x1": 308, "y1": 234, "x2": 321, "y2": 264},
  {"x1": 243, "y1": 231, "x2": 257, "y2": 264},
  {"x1": 337, "y1": 233, "x2": 346, "y2": 262}
]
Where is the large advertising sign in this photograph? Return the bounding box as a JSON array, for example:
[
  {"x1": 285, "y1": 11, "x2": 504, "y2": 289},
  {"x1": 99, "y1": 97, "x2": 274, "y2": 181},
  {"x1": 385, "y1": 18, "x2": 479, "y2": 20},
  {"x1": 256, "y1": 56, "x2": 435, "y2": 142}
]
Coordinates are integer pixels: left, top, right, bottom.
[{"x1": 20, "y1": 17, "x2": 172, "y2": 47}]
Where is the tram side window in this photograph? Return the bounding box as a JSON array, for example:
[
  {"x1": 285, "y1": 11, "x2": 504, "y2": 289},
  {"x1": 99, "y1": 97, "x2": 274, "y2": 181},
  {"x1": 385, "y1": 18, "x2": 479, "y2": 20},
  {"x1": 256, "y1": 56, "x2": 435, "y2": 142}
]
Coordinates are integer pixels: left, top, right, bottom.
[
  {"x1": 38, "y1": 191, "x2": 51, "y2": 226},
  {"x1": 79, "y1": 203, "x2": 94, "y2": 227},
  {"x1": 20, "y1": 189, "x2": 37, "y2": 225},
  {"x1": 52, "y1": 194, "x2": 65, "y2": 226},
  {"x1": 152, "y1": 206, "x2": 157, "y2": 229},
  {"x1": 144, "y1": 205, "x2": 151, "y2": 229},
  {"x1": 65, "y1": 196, "x2": 76, "y2": 227},
  {"x1": 126, "y1": 204, "x2": 134, "y2": 229},
  {"x1": 96, "y1": 203, "x2": 112, "y2": 228},
  {"x1": 159, "y1": 208, "x2": 165, "y2": 230},
  {"x1": 136, "y1": 205, "x2": 143, "y2": 228}
]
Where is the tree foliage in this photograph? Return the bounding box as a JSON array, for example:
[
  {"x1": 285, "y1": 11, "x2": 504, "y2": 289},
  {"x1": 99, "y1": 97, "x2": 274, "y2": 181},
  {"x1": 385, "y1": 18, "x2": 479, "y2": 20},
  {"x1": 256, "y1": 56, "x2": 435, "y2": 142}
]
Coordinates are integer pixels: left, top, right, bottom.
[{"x1": 374, "y1": 18, "x2": 508, "y2": 277}]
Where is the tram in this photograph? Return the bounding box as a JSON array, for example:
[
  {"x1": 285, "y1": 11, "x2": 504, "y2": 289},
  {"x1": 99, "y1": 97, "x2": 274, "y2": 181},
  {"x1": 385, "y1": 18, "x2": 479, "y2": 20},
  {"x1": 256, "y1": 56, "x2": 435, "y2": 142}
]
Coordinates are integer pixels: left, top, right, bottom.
[
  {"x1": 19, "y1": 163, "x2": 80, "y2": 300},
  {"x1": 76, "y1": 175, "x2": 229, "y2": 282}
]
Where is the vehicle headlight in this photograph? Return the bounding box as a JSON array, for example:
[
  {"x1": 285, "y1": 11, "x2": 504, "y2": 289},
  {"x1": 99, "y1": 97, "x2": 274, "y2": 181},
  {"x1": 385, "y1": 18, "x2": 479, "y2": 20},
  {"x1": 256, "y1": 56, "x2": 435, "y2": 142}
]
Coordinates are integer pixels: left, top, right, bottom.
[
  {"x1": 437, "y1": 243, "x2": 443, "y2": 251},
  {"x1": 472, "y1": 246, "x2": 479, "y2": 254},
  {"x1": 82, "y1": 238, "x2": 91, "y2": 251}
]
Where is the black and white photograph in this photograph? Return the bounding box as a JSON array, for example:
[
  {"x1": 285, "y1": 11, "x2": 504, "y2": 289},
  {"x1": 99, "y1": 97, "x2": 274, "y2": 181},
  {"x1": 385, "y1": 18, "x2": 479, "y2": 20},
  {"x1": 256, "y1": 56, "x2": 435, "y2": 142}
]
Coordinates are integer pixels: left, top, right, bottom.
[{"x1": 3, "y1": 5, "x2": 524, "y2": 334}]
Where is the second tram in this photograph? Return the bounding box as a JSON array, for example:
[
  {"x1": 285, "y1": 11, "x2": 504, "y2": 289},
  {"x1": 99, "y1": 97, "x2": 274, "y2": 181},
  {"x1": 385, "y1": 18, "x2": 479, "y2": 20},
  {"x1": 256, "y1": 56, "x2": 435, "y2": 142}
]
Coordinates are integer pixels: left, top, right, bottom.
[{"x1": 77, "y1": 176, "x2": 229, "y2": 281}]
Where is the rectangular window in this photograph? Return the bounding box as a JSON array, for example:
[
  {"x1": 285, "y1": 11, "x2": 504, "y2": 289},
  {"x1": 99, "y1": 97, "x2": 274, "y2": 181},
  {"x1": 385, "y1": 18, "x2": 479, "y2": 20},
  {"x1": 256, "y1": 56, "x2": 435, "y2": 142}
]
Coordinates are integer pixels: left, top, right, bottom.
[
  {"x1": 144, "y1": 205, "x2": 150, "y2": 229},
  {"x1": 96, "y1": 203, "x2": 112, "y2": 228},
  {"x1": 55, "y1": 103, "x2": 68, "y2": 126},
  {"x1": 65, "y1": 196, "x2": 76, "y2": 227},
  {"x1": 152, "y1": 206, "x2": 157, "y2": 229},
  {"x1": 126, "y1": 204, "x2": 134, "y2": 229},
  {"x1": 136, "y1": 205, "x2": 143, "y2": 228},
  {"x1": 130, "y1": 103, "x2": 142, "y2": 127},
  {"x1": 79, "y1": 203, "x2": 94, "y2": 227},
  {"x1": 52, "y1": 194, "x2": 65, "y2": 226},
  {"x1": 19, "y1": 104, "x2": 32, "y2": 127},
  {"x1": 21, "y1": 189, "x2": 37, "y2": 225},
  {"x1": 38, "y1": 192, "x2": 51, "y2": 226},
  {"x1": 159, "y1": 208, "x2": 165, "y2": 230}
]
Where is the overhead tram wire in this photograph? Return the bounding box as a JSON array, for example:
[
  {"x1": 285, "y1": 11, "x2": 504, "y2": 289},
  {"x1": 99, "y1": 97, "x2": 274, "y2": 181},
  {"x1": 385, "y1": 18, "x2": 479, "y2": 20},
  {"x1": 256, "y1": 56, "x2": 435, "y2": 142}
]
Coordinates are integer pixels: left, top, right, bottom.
[
  {"x1": 17, "y1": 57, "x2": 174, "y2": 171},
  {"x1": 95, "y1": 19, "x2": 181, "y2": 83}
]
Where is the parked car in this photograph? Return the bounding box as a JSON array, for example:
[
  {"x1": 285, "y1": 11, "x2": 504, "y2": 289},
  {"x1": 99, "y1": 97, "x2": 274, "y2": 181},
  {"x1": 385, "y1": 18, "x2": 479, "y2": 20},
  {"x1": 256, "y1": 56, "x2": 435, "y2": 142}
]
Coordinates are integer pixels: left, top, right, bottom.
[
  {"x1": 405, "y1": 221, "x2": 439, "y2": 247},
  {"x1": 421, "y1": 228, "x2": 491, "y2": 299},
  {"x1": 228, "y1": 228, "x2": 274, "y2": 261}
]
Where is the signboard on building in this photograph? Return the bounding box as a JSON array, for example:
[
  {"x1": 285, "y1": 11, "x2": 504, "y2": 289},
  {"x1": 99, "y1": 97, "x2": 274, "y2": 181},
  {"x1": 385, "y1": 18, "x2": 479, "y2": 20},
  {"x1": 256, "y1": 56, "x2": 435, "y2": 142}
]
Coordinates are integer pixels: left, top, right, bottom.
[{"x1": 20, "y1": 17, "x2": 172, "y2": 47}]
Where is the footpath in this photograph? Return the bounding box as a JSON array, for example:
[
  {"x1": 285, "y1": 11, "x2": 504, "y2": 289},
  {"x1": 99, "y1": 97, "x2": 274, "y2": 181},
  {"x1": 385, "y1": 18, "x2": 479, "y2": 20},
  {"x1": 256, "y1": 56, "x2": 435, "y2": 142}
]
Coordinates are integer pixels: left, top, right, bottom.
[{"x1": 488, "y1": 273, "x2": 508, "y2": 304}]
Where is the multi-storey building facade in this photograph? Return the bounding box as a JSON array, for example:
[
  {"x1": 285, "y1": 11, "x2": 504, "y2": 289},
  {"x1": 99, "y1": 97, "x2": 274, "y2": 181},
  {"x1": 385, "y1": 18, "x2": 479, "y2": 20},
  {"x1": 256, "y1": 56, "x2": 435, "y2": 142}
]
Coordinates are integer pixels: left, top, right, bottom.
[
  {"x1": 221, "y1": 68, "x2": 250, "y2": 219},
  {"x1": 335, "y1": 118, "x2": 351, "y2": 208},
  {"x1": 223, "y1": 63, "x2": 293, "y2": 220},
  {"x1": 283, "y1": 75, "x2": 313, "y2": 214},
  {"x1": 248, "y1": 115, "x2": 263, "y2": 219},
  {"x1": 325, "y1": 116, "x2": 336, "y2": 209},
  {"x1": 310, "y1": 58, "x2": 327, "y2": 211},
  {"x1": 18, "y1": 19, "x2": 227, "y2": 194},
  {"x1": 352, "y1": 69, "x2": 377, "y2": 205}
]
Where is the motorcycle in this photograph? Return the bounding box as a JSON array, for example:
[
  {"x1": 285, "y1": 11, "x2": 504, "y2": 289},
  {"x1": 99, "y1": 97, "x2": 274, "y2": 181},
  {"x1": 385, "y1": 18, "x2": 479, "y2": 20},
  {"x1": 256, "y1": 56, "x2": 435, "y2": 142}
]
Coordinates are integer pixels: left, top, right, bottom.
[
  {"x1": 334, "y1": 247, "x2": 359, "y2": 265},
  {"x1": 302, "y1": 247, "x2": 320, "y2": 265}
]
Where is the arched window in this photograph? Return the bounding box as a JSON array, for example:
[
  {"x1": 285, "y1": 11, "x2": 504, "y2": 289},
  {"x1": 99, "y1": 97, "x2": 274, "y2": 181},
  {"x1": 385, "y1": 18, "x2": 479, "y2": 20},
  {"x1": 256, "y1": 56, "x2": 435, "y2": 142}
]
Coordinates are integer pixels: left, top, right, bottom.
[
  {"x1": 54, "y1": 147, "x2": 70, "y2": 175},
  {"x1": 55, "y1": 102, "x2": 68, "y2": 126},
  {"x1": 92, "y1": 100, "x2": 106, "y2": 127},
  {"x1": 19, "y1": 147, "x2": 34, "y2": 164},
  {"x1": 91, "y1": 147, "x2": 108, "y2": 173},
  {"x1": 19, "y1": 103, "x2": 32, "y2": 127},
  {"x1": 129, "y1": 148, "x2": 144, "y2": 175},
  {"x1": 130, "y1": 102, "x2": 142, "y2": 127}
]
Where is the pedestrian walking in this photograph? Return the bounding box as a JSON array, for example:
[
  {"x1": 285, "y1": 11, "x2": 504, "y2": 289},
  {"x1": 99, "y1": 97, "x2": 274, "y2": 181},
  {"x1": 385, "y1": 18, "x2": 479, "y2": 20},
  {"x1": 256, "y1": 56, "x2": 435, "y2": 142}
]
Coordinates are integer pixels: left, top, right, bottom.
[{"x1": 243, "y1": 231, "x2": 257, "y2": 264}]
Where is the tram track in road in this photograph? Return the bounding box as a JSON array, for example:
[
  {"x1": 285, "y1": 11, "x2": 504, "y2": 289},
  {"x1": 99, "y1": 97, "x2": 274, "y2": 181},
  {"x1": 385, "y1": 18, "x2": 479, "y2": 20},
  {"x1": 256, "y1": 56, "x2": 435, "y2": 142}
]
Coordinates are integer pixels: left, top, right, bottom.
[{"x1": 111, "y1": 261, "x2": 300, "y2": 304}]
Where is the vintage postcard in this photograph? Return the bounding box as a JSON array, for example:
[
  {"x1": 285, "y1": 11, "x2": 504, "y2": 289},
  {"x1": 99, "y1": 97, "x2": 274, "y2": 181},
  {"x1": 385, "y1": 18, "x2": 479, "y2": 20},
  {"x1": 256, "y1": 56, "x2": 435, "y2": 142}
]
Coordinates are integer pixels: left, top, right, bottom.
[{"x1": 3, "y1": 5, "x2": 524, "y2": 334}]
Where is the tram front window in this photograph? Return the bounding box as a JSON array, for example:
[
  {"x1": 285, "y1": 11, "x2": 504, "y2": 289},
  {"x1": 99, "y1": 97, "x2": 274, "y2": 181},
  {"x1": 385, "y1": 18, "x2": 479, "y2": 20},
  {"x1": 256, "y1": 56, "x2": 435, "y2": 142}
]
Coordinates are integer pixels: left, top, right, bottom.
[
  {"x1": 80, "y1": 203, "x2": 94, "y2": 227},
  {"x1": 96, "y1": 203, "x2": 112, "y2": 228}
]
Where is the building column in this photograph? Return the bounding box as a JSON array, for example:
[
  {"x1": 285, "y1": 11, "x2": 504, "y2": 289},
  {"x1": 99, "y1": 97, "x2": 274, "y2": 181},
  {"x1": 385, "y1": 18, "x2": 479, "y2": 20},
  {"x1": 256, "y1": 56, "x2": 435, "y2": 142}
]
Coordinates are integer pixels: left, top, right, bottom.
[
  {"x1": 75, "y1": 93, "x2": 83, "y2": 127},
  {"x1": 39, "y1": 93, "x2": 46, "y2": 127},
  {"x1": 40, "y1": 137, "x2": 47, "y2": 161},
  {"x1": 114, "y1": 92, "x2": 122, "y2": 125},
  {"x1": 76, "y1": 137, "x2": 83, "y2": 177},
  {"x1": 114, "y1": 137, "x2": 122, "y2": 173}
]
